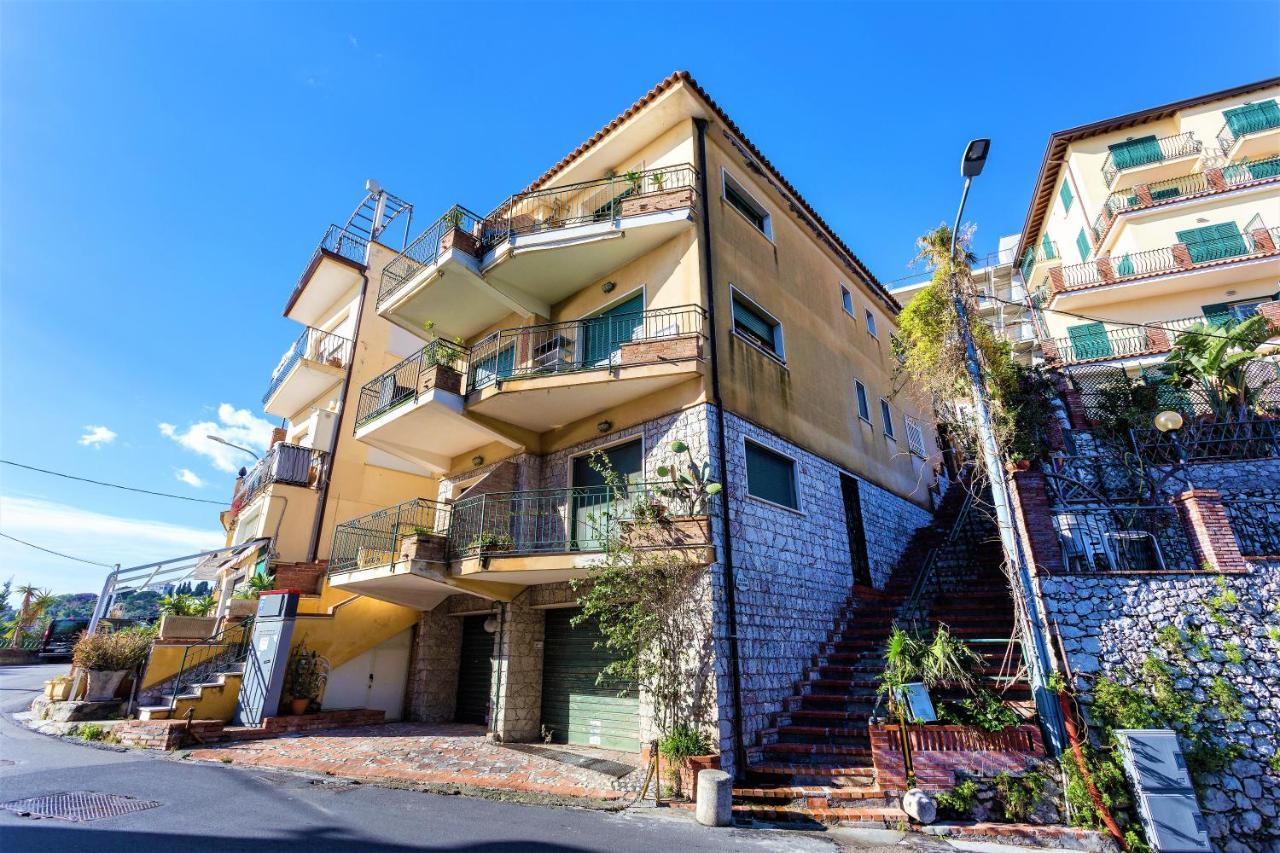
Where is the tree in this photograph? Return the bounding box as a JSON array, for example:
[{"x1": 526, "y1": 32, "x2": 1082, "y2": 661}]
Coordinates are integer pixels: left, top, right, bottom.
[
  {"x1": 1164, "y1": 314, "x2": 1277, "y2": 421},
  {"x1": 7, "y1": 585, "x2": 56, "y2": 648}
]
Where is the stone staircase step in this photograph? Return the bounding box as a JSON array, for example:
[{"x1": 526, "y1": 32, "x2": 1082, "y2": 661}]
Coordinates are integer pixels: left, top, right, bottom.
[{"x1": 731, "y1": 802, "x2": 906, "y2": 826}]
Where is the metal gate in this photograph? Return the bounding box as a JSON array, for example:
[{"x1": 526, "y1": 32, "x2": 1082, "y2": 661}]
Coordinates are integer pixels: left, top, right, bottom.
[
  {"x1": 455, "y1": 615, "x2": 493, "y2": 725},
  {"x1": 540, "y1": 608, "x2": 639, "y2": 751}
]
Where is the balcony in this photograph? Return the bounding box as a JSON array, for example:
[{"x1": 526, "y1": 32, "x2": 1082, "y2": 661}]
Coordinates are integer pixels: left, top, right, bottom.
[
  {"x1": 229, "y1": 442, "x2": 328, "y2": 538},
  {"x1": 1092, "y1": 156, "x2": 1280, "y2": 246},
  {"x1": 1046, "y1": 227, "x2": 1280, "y2": 305},
  {"x1": 465, "y1": 305, "x2": 707, "y2": 432},
  {"x1": 284, "y1": 225, "x2": 369, "y2": 327},
  {"x1": 375, "y1": 166, "x2": 700, "y2": 341},
  {"x1": 353, "y1": 339, "x2": 517, "y2": 473},
  {"x1": 262, "y1": 327, "x2": 353, "y2": 418},
  {"x1": 1101, "y1": 132, "x2": 1202, "y2": 189},
  {"x1": 1018, "y1": 239, "x2": 1060, "y2": 289},
  {"x1": 1218, "y1": 100, "x2": 1280, "y2": 160}
]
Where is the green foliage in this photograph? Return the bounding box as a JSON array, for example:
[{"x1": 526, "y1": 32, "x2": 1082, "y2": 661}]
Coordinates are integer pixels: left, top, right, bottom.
[
  {"x1": 70, "y1": 723, "x2": 108, "y2": 742},
  {"x1": 654, "y1": 440, "x2": 722, "y2": 517},
  {"x1": 1046, "y1": 670, "x2": 1068, "y2": 693},
  {"x1": 993, "y1": 771, "x2": 1045, "y2": 822},
  {"x1": 285, "y1": 641, "x2": 328, "y2": 702},
  {"x1": 1266, "y1": 625, "x2": 1280, "y2": 644},
  {"x1": 879, "y1": 624, "x2": 979, "y2": 695},
  {"x1": 467, "y1": 532, "x2": 515, "y2": 551},
  {"x1": 71, "y1": 626, "x2": 154, "y2": 671},
  {"x1": 938, "y1": 687, "x2": 1022, "y2": 732},
  {"x1": 934, "y1": 779, "x2": 979, "y2": 819},
  {"x1": 1089, "y1": 375, "x2": 1164, "y2": 443},
  {"x1": 658, "y1": 725, "x2": 713, "y2": 762},
  {"x1": 1206, "y1": 576, "x2": 1238, "y2": 629},
  {"x1": 1268, "y1": 752, "x2": 1280, "y2": 774},
  {"x1": 1184, "y1": 739, "x2": 1244, "y2": 775},
  {"x1": 157, "y1": 593, "x2": 215, "y2": 617},
  {"x1": 1208, "y1": 677, "x2": 1244, "y2": 722},
  {"x1": 1164, "y1": 314, "x2": 1277, "y2": 420},
  {"x1": 1222, "y1": 643, "x2": 1244, "y2": 666}
]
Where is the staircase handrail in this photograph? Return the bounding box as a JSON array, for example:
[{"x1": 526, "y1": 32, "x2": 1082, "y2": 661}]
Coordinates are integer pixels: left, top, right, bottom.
[
  {"x1": 897, "y1": 487, "x2": 978, "y2": 629},
  {"x1": 168, "y1": 616, "x2": 255, "y2": 706}
]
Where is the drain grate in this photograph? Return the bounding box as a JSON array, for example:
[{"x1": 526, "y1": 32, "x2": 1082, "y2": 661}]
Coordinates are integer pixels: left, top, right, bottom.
[{"x1": 1, "y1": 791, "x2": 161, "y2": 822}]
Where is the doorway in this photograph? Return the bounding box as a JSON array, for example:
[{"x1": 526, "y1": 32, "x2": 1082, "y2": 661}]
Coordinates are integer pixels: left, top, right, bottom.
[
  {"x1": 840, "y1": 474, "x2": 873, "y2": 586},
  {"x1": 570, "y1": 438, "x2": 643, "y2": 550}
]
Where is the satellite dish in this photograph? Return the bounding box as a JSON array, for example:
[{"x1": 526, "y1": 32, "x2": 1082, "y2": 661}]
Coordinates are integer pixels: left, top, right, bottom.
[{"x1": 365, "y1": 178, "x2": 382, "y2": 195}]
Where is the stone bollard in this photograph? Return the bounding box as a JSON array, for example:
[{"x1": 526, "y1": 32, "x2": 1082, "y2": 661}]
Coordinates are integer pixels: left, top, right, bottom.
[
  {"x1": 695, "y1": 769, "x2": 732, "y2": 827},
  {"x1": 902, "y1": 788, "x2": 937, "y2": 824}
]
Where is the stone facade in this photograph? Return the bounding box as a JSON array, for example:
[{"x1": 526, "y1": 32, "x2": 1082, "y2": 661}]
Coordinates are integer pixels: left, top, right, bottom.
[
  {"x1": 405, "y1": 606, "x2": 463, "y2": 724},
  {"x1": 489, "y1": 591, "x2": 545, "y2": 742}
]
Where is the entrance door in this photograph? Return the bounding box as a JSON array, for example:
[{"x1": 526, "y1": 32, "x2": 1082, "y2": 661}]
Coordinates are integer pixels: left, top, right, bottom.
[
  {"x1": 540, "y1": 608, "x2": 639, "y2": 751},
  {"x1": 570, "y1": 439, "x2": 642, "y2": 550},
  {"x1": 454, "y1": 615, "x2": 493, "y2": 725},
  {"x1": 840, "y1": 475, "x2": 873, "y2": 586},
  {"x1": 321, "y1": 628, "x2": 411, "y2": 721},
  {"x1": 581, "y1": 293, "x2": 644, "y2": 368}
]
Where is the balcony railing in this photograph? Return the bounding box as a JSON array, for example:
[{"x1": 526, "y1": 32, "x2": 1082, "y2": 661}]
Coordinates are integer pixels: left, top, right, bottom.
[
  {"x1": 1130, "y1": 419, "x2": 1280, "y2": 466},
  {"x1": 231, "y1": 443, "x2": 328, "y2": 515},
  {"x1": 1218, "y1": 106, "x2": 1280, "y2": 155},
  {"x1": 468, "y1": 305, "x2": 707, "y2": 392},
  {"x1": 1222, "y1": 496, "x2": 1280, "y2": 557},
  {"x1": 480, "y1": 164, "x2": 699, "y2": 246},
  {"x1": 448, "y1": 482, "x2": 714, "y2": 558},
  {"x1": 1018, "y1": 239, "x2": 1059, "y2": 284},
  {"x1": 263, "y1": 327, "x2": 354, "y2": 405},
  {"x1": 355, "y1": 338, "x2": 471, "y2": 428},
  {"x1": 329, "y1": 498, "x2": 451, "y2": 574},
  {"x1": 377, "y1": 206, "x2": 486, "y2": 306},
  {"x1": 1046, "y1": 313, "x2": 1221, "y2": 364},
  {"x1": 1052, "y1": 505, "x2": 1195, "y2": 572},
  {"x1": 1051, "y1": 227, "x2": 1280, "y2": 293},
  {"x1": 1101, "y1": 132, "x2": 1202, "y2": 187}
]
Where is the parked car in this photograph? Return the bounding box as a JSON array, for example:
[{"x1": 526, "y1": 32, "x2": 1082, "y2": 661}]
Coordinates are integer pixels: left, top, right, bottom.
[{"x1": 39, "y1": 617, "x2": 143, "y2": 660}]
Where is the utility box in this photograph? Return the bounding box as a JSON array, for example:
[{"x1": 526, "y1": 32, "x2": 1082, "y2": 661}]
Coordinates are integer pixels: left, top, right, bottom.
[
  {"x1": 234, "y1": 591, "x2": 299, "y2": 727},
  {"x1": 1116, "y1": 729, "x2": 1212, "y2": 852}
]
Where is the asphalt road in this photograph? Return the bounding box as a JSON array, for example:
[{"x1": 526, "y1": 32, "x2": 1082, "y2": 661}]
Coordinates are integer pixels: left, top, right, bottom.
[{"x1": 1, "y1": 664, "x2": 933, "y2": 853}]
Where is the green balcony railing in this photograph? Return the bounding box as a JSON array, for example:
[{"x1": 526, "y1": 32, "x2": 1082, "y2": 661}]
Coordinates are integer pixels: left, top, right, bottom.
[{"x1": 329, "y1": 498, "x2": 452, "y2": 574}]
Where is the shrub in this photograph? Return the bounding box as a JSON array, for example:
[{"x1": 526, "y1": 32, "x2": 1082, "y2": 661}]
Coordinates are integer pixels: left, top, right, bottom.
[
  {"x1": 934, "y1": 779, "x2": 978, "y2": 819},
  {"x1": 72, "y1": 627, "x2": 154, "y2": 671},
  {"x1": 994, "y1": 770, "x2": 1045, "y2": 822},
  {"x1": 70, "y1": 723, "x2": 107, "y2": 741},
  {"x1": 658, "y1": 725, "x2": 713, "y2": 762}
]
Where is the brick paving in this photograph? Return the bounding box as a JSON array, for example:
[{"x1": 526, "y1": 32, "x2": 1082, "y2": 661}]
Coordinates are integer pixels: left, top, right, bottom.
[{"x1": 184, "y1": 722, "x2": 643, "y2": 801}]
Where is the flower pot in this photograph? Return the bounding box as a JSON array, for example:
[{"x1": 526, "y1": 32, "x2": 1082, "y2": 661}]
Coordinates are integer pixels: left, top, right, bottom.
[
  {"x1": 85, "y1": 669, "x2": 128, "y2": 702},
  {"x1": 158, "y1": 614, "x2": 217, "y2": 641},
  {"x1": 45, "y1": 677, "x2": 73, "y2": 701},
  {"x1": 622, "y1": 515, "x2": 709, "y2": 548},
  {"x1": 677, "y1": 754, "x2": 720, "y2": 801},
  {"x1": 290, "y1": 698, "x2": 310, "y2": 715}
]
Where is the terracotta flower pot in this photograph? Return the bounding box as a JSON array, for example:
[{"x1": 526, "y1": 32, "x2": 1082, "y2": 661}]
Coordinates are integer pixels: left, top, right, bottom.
[{"x1": 290, "y1": 698, "x2": 310, "y2": 715}]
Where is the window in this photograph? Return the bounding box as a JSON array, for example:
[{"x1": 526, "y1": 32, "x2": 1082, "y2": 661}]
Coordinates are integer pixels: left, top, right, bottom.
[
  {"x1": 744, "y1": 440, "x2": 798, "y2": 510},
  {"x1": 1075, "y1": 228, "x2": 1091, "y2": 262},
  {"x1": 864, "y1": 309, "x2": 878, "y2": 339},
  {"x1": 722, "y1": 170, "x2": 772, "y2": 238},
  {"x1": 731, "y1": 288, "x2": 784, "y2": 359},
  {"x1": 1058, "y1": 181, "x2": 1074, "y2": 213},
  {"x1": 854, "y1": 380, "x2": 871, "y2": 422},
  {"x1": 879, "y1": 399, "x2": 896, "y2": 440},
  {"x1": 840, "y1": 285, "x2": 854, "y2": 316},
  {"x1": 904, "y1": 416, "x2": 926, "y2": 458}
]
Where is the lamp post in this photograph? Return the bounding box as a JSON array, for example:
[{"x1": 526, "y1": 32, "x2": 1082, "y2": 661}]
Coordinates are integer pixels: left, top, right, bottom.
[
  {"x1": 946, "y1": 139, "x2": 1065, "y2": 755},
  {"x1": 206, "y1": 434, "x2": 260, "y2": 461},
  {"x1": 1153, "y1": 409, "x2": 1193, "y2": 490}
]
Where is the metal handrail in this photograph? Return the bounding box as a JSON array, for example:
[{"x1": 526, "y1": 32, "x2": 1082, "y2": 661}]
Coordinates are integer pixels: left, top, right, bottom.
[
  {"x1": 378, "y1": 206, "x2": 486, "y2": 306},
  {"x1": 1054, "y1": 227, "x2": 1280, "y2": 292},
  {"x1": 167, "y1": 616, "x2": 255, "y2": 707},
  {"x1": 231, "y1": 444, "x2": 327, "y2": 515},
  {"x1": 263, "y1": 327, "x2": 353, "y2": 406},
  {"x1": 468, "y1": 305, "x2": 707, "y2": 392},
  {"x1": 1101, "y1": 132, "x2": 1201, "y2": 186},
  {"x1": 897, "y1": 486, "x2": 978, "y2": 627},
  {"x1": 1046, "y1": 313, "x2": 1216, "y2": 365},
  {"x1": 355, "y1": 338, "x2": 471, "y2": 427},
  {"x1": 329, "y1": 497, "x2": 452, "y2": 574}
]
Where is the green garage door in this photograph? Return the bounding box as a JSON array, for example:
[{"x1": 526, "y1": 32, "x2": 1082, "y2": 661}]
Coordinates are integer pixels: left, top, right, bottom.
[
  {"x1": 540, "y1": 608, "x2": 639, "y2": 751},
  {"x1": 454, "y1": 615, "x2": 493, "y2": 725}
]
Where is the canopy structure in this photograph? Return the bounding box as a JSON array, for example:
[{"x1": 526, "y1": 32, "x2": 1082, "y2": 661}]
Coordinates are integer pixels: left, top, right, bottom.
[{"x1": 87, "y1": 538, "x2": 270, "y2": 633}]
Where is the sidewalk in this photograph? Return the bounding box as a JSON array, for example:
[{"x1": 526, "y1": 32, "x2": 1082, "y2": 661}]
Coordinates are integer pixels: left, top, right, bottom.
[{"x1": 182, "y1": 721, "x2": 645, "y2": 803}]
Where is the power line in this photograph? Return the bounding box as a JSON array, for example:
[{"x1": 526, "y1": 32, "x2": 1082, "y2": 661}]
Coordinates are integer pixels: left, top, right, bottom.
[
  {"x1": 1, "y1": 460, "x2": 228, "y2": 506},
  {"x1": 0, "y1": 532, "x2": 114, "y2": 568}
]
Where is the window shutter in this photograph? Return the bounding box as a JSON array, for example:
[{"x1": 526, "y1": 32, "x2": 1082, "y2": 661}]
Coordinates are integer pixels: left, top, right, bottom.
[
  {"x1": 745, "y1": 443, "x2": 797, "y2": 509},
  {"x1": 733, "y1": 299, "x2": 776, "y2": 349},
  {"x1": 1108, "y1": 135, "x2": 1162, "y2": 170},
  {"x1": 1059, "y1": 181, "x2": 1074, "y2": 212},
  {"x1": 1041, "y1": 234, "x2": 1056, "y2": 260},
  {"x1": 1067, "y1": 322, "x2": 1112, "y2": 361},
  {"x1": 1076, "y1": 228, "x2": 1092, "y2": 262}
]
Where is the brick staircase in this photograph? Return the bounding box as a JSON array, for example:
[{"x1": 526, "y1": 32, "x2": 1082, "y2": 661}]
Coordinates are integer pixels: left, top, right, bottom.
[{"x1": 733, "y1": 482, "x2": 1030, "y2": 826}]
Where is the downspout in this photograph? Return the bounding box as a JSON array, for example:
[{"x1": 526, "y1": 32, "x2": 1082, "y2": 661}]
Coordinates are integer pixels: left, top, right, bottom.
[
  {"x1": 694, "y1": 117, "x2": 747, "y2": 779},
  {"x1": 306, "y1": 266, "x2": 370, "y2": 562}
]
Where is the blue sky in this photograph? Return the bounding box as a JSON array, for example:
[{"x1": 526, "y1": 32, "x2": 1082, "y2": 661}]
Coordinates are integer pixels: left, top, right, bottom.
[{"x1": 2, "y1": 1, "x2": 1277, "y2": 594}]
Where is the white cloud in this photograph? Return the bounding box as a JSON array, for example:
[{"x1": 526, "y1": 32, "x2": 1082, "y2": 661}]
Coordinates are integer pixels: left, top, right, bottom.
[
  {"x1": 159, "y1": 403, "x2": 275, "y2": 473},
  {"x1": 79, "y1": 425, "x2": 117, "y2": 447},
  {"x1": 175, "y1": 468, "x2": 205, "y2": 488}
]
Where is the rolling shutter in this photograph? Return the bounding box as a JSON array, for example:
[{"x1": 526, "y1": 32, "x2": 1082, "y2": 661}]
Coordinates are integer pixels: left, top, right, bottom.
[
  {"x1": 1108, "y1": 135, "x2": 1163, "y2": 171},
  {"x1": 455, "y1": 615, "x2": 493, "y2": 725},
  {"x1": 540, "y1": 608, "x2": 639, "y2": 751}
]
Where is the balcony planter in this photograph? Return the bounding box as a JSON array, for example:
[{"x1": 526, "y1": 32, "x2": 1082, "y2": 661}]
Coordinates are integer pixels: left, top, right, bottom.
[
  {"x1": 466, "y1": 533, "x2": 515, "y2": 556},
  {"x1": 226, "y1": 599, "x2": 257, "y2": 620},
  {"x1": 618, "y1": 334, "x2": 702, "y2": 366},
  {"x1": 619, "y1": 186, "x2": 695, "y2": 218},
  {"x1": 417, "y1": 363, "x2": 463, "y2": 396},
  {"x1": 398, "y1": 533, "x2": 447, "y2": 564},
  {"x1": 437, "y1": 226, "x2": 479, "y2": 258},
  {"x1": 621, "y1": 515, "x2": 709, "y2": 548},
  {"x1": 157, "y1": 614, "x2": 218, "y2": 641}
]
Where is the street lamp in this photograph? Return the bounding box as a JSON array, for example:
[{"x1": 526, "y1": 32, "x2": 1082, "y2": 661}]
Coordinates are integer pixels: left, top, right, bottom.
[
  {"x1": 1153, "y1": 410, "x2": 1193, "y2": 489},
  {"x1": 205, "y1": 434, "x2": 260, "y2": 461}
]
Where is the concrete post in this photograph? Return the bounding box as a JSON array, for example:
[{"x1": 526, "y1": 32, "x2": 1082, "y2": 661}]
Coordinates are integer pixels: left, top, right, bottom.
[{"x1": 695, "y1": 769, "x2": 733, "y2": 827}]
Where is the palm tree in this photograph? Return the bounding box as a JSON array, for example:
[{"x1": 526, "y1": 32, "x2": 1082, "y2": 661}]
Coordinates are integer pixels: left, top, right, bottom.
[
  {"x1": 8, "y1": 585, "x2": 54, "y2": 648},
  {"x1": 1164, "y1": 314, "x2": 1277, "y2": 421}
]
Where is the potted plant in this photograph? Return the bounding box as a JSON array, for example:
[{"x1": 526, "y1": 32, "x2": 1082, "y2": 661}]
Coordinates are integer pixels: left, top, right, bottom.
[
  {"x1": 228, "y1": 572, "x2": 273, "y2": 618},
  {"x1": 156, "y1": 593, "x2": 218, "y2": 640},
  {"x1": 284, "y1": 641, "x2": 328, "y2": 716},
  {"x1": 659, "y1": 725, "x2": 717, "y2": 800},
  {"x1": 437, "y1": 207, "x2": 478, "y2": 257},
  {"x1": 468, "y1": 531, "x2": 515, "y2": 555},
  {"x1": 417, "y1": 323, "x2": 466, "y2": 395},
  {"x1": 72, "y1": 627, "x2": 154, "y2": 702}
]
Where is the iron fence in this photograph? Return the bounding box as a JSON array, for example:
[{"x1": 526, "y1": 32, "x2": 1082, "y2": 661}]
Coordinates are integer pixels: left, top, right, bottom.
[
  {"x1": 377, "y1": 206, "x2": 486, "y2": 306},
  {"x1": 1219, "y1": 109, "x2": 1280, "y2": 154},
  {"x1": 480, "y1": 164, "x2": 698, "y2": 246},
  {"x1": 1052, "y1": 505, "x2": 1195, "y2": 572},
  {"x1": 316, "y1": 224, "x2": 368, "y2": 265},
  {"x1": 165, "y1": 617, "x2": 254, "y2": 707},
  {"x1": 355, "y1": 339, "x2": 471, "y2": 427},
  {"x1": 263, "y1": 327, "x2": 353, "y2": 406},
  {"x1": 1102, "y1": 132, "x2": 1202, "y2": 186},
  {"x1": 232, "y1": 443, "x2": 327, "y2": 514},
  {"x1": 468, "y1": 305, "x2": 706, "y2": 391},
  {"x1": 328, "y1": 498, "x2": 452, "y2": 574},
  {"x1": 1223, "y1": 496, "x2": 1280, "y2": 557},
  {"x1": 1046, "y1": 460, "x2": 1145, "y2": 505},
  {"x1": 1057, "y1": 227, "x2": 1278, "y2": 292},
  {"x1": 1131, "y1": 419, "x2": 1280, "y2": 465}
]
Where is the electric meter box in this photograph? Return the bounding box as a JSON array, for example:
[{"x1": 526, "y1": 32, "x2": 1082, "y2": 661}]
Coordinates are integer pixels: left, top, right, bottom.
[{"x1": 233, "y1": 591, "x2": 299, "y2": 727}]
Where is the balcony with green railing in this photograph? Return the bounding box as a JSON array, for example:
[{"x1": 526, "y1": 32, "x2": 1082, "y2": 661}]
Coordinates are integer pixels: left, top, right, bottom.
[
  {"x1": 1218, "y1": 99, "x2": 1280, "y2": 158},
  {"x1": 1018, "y1": 238, "x2": 1060, "y2": 287},
  {"x1": 1101, "y1": 132, "x2": 1202, "y2": 188}
]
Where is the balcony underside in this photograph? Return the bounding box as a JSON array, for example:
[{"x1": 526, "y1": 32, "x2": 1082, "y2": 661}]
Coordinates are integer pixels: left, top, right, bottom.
[
  {"x1": 263, "y1": 358, "x2": 344, "y2": 419},
  {"x1": 1050, "y1": 255, "x2": 1280, "y2": 310},
  {"x1": 467, "y1": 359, "x2": 705, "y2": 433},
  {"x1": 378, "y1": 249, "x2": 531, "y2": 342},
  {"x1": 328, "y1": 561, "x2": 521, "y2": 609},
  {"x1": 454, "y1": 546, "x2": 715, "y2": 588},
  {"x1": 1226, "y1": 126, "x2": 1280, "y2": 161},
  {"x1": 287, "y1": 253, "x2": 364, "y2": 327},
  {"x1": 354, "y1": 388, "x2": 520, "y2": 473},
  {"x1": 1110, "y1": 152, "x2": 1201, "y2": 191}
]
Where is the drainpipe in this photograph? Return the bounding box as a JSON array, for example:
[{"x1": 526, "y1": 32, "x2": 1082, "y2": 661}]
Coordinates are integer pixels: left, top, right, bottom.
[
  {"x1": 694, "y1": 117, "x2": 747, "y2": 779},
  {"x1": 306, "y1": 266, "x2": 370, "y2": 563}
]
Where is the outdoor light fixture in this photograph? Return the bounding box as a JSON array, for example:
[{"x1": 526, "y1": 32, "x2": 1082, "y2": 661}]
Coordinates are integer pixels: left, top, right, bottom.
[
  {"x1": 960, "y1": 139, "x2": 991, "y2": 178},
  {"x1": 483, "y1": 616, "x2": 498, "y2": 633},
  {"x1": 1154, "y1": 410, "x2": 1184, "y2": 433},
  {"x1": 471, "y1": 455, "x2": 484, "y2": 467},
  {"x1": 206, "y1": 434, "x2": 260, "y2": 460},
  {"x1": 597, "y1": 420, "x2": 612, "y2": 433},
  {"x1": 602, "y1": 281, "x2": 617, "y2": 293}
]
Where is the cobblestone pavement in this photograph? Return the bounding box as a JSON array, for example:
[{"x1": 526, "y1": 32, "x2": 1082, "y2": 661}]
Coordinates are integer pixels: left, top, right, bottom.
[{"x1": 182, "y1": 722, "x2": 644, "y2": 801}]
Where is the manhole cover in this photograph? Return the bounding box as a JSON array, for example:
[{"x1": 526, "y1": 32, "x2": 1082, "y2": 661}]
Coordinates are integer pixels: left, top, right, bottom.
[{"x1": 1, "y1": 791, "x2": 161, "y2": 822}]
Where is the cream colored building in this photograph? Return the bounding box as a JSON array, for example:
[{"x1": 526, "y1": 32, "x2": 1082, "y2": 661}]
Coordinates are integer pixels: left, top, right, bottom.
[{"x1": 1018, "y1": 78, "x2": 1280, "y2": 378}]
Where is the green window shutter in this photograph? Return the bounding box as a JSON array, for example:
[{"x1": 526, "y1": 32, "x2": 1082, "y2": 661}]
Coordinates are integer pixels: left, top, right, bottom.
[
  {"x1": 1076, "y1": 228, "x2": 1092, "y2": 262},
  {"x1": 1108, "y1": 135, "x2": 1163, "y2": 170},
  {"x1": 1200, "y1": 303, "x2": 1232, "y2": 325},
  {"x1": 1058, "y1": 181, "x2": 1074, "y2": 212},
  {"x1": 1041, "y1": 234, "x2": 1056, "y2": 260},
  {"x1": 1225, "y1": 100, "x2": 1280, "y2": 137},
  {"x1": 1176, "y1": 223, "x2": 1247, "y2": 263},
  {"x1": 1067, "y1": 322, "x2": 1113, "y2": 361},
  {"x1": 1115, "y1": 254, "x2": 1134, "y2": 276},
  {"x1": 1248, "y1": 156, "x2": 1280, "y2": 180},
  {"x1": 1150, "y1": 186, "x2": 1181, "y2": 201},
  {"x1": 745, "y1": 441, "x2": 798, "y2": 509},
  {"x1": 733, "y1": 297, "x2": 778, "y2": 352}
]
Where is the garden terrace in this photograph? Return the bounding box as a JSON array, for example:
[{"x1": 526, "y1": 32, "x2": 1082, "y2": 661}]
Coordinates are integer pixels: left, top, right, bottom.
[
  {"x1": 1051, "y1": 504, "x2": 1196, "y2": 573},
  {"x1": 1131, "y1": 418, "x2": 1280, "y2": 465}
]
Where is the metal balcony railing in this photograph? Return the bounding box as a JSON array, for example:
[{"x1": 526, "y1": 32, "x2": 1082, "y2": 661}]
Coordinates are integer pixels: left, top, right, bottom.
[
  {"x1": 231, "y1": 443, "x2": 328, "y2": 515},
  {"x1": 1054, "y1": 227, "x2": 1279, "y2": 293},
  {"x1": 468, "y1": 305, "x2": 706, "y2": 392},
  {"x1": 328, "y1": 498, "x2": 452, "y2": 574},
  {"x1": 1222, "y1": 496, "x2": 1280, "y2": 557},
  {"x1": 355, "y1": 339, "x2": 471, "y2": 428},
  {"x1": 1218, "y1": 106, "x2": 1280, "y2": 155},
  {"x1": 1052, "y1": 505, "x2": 1195, "y2": 572},
  {"x1": 378, "y1": 206, "x2": 486, "y2": 306},
  {"x1": 1101, "y1": 132, "x2": 1202, "y2": 187},
  {"x1": 1046, "y1": 313, "x2": 1211, "y2": 364},
  {"x1": 263, "y1": 327, "x2": 354, "y2": 406},
  {"x1": 1018, "y1": 239, "x2": 1059, "y2": 284},
  {"x1": 447, "y1": 482, "x2": 715, "y2": 558}
]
